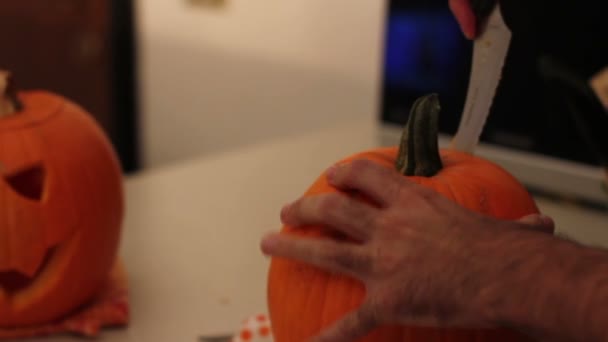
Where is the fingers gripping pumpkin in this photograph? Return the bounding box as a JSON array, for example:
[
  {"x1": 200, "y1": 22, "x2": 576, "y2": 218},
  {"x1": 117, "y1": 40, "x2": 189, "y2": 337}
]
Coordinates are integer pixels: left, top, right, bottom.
[
  {"x1": 0, "y1": 71, "x2": 124, "y2": 327},
  {"x1": 267, "y1": 94, "x2": 542, "y2": 341}
]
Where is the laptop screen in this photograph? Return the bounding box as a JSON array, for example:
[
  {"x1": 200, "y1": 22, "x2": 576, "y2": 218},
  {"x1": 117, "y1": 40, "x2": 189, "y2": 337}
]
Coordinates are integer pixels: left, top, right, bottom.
[{"x1": 379, "y1": 0, "x2": 608, "y2": 168}]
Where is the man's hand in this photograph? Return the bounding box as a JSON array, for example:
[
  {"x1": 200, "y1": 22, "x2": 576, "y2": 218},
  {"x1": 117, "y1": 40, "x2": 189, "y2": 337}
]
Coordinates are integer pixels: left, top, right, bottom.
[
  {"x1": 449, "y1": 0, "x2": 478, "y2": 39},
  {"x1": 261, "y1": 159, "x2": 554, "y2": 341}
]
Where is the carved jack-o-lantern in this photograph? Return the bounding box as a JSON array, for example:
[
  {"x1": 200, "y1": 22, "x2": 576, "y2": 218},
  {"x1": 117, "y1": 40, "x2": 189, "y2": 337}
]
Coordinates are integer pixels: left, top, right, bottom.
[{"x1": 0, "y1": 71, "x2": 124, "y2": 327}]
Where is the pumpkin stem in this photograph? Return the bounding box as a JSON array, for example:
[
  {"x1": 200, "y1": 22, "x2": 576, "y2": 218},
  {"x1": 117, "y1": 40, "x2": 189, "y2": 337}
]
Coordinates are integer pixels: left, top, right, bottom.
[
  {"x1": 0, "y1": 71, "x2": 23, "y2": 118},
  {"x1": 395, "y1": 94, "x2": 443, "y2": 177}
]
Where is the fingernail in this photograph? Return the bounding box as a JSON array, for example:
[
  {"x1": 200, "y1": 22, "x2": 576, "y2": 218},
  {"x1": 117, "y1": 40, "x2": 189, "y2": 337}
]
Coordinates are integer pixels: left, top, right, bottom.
[
  {"x1": 326, "y1": 163, "x2": 344, "y2": 183},
  {"x1": 465, "y1": 26, "x2": 476, "y2": 40},
  {"x1": 539, "y1": 214, "x2": 554, "y2": 227},
  {"x1": 261, "y1": 233, "x2": 279, "y2": 254},
  {"x1": 326, "y1": 165, "x2": 338, "y2": 181},
  {"x1": 280, "y1": 202, "x2": 293, "y2": 223}
]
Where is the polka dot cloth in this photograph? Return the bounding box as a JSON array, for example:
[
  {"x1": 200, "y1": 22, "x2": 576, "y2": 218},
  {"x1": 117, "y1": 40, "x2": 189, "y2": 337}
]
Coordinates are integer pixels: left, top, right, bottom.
[{"x1": 232, "y1": 313, "x2": 274, "y2": 342}]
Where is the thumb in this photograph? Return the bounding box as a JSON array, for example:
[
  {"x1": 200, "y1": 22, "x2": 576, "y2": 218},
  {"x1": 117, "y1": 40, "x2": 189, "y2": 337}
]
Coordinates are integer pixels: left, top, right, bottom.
[
  {"x1": 517, "y1": 214, "x2": 555, "y2": 234},
  {"x1": 448, "y1": 0, "x2": 477, "y2": 39},
  {"x1": 309, "y1": 307, "x2": 378, "y2": 342}
]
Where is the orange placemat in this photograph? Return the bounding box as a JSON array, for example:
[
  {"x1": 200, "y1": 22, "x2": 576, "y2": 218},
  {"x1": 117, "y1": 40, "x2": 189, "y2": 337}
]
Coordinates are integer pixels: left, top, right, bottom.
[{"x1": 0, "y1": 261, "x2": 129, "y2": 339}]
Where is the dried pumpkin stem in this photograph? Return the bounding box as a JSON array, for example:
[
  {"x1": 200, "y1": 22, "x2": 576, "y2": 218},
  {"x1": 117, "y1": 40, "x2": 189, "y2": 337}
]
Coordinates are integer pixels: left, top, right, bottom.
[
  {"x1": 395, "y1": 93, "x2": 443, "y2": 177},
  {"x1": 0, "y1": 71, "x2": 23, "y2": 118}
]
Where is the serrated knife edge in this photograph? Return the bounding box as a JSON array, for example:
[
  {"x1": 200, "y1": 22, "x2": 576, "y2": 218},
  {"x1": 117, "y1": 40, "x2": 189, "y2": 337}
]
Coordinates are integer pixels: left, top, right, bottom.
[{"x1": 450, "y1": 4, "x2": 512, "y2": 154}]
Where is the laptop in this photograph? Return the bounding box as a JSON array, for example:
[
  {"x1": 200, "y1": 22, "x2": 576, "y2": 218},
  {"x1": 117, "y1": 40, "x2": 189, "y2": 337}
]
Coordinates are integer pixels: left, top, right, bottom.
[{"x1": 377, "y1": 0, "x2": 608, "y2": 208}]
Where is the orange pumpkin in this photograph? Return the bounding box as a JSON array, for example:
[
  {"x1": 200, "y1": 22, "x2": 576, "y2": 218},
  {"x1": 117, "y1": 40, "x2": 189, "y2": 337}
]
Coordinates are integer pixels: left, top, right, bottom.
[
  {"x1": 267, "y1": 94, "x2": 543, "y2": 341},
  {"x1": 0, "y1": 71, "x2": 124, "y2": 327}
]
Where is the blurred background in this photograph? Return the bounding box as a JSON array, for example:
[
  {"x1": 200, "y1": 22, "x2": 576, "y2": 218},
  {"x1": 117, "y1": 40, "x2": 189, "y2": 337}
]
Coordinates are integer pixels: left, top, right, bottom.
[
  {"x1": 1, "y1": 0, "x2": 606, "y2": 198},
  {"x1": 0, "y1": 0, "x2": 138, "y2": 171},
  {"x1": 0, "y1": 0, "x2": 387, "y2": 174}
]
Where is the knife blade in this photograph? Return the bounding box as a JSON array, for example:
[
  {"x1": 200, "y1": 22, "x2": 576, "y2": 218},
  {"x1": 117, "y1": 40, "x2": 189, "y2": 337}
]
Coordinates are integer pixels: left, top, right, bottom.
[{"x1": 450, "y1": 1, "x2": 512, "y2": 154}]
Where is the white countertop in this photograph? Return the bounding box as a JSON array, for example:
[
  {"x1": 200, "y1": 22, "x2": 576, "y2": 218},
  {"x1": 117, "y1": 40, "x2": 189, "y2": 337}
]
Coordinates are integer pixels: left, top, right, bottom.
[{"x1": 37, "y1": 118, "x2": 608, "y2": 341}]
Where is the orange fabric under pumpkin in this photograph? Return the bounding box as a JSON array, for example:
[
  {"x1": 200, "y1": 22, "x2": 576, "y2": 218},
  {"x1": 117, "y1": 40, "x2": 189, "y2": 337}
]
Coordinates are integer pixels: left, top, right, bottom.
[{"x1": 0, "y1": 260, "x2": 129, "y2": 339}]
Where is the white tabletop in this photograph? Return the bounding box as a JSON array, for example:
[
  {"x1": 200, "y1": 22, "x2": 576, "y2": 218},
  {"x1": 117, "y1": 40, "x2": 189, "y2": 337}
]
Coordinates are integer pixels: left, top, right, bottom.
[{"x1": 36, "y1": 118, "x2": 608, "y2": 341}]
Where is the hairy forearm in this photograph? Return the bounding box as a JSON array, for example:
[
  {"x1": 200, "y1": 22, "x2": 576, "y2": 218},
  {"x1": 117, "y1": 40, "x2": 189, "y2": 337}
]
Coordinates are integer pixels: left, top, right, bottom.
[{"x1": 477, "y1": 226, "x2": 608, "y2": 341}]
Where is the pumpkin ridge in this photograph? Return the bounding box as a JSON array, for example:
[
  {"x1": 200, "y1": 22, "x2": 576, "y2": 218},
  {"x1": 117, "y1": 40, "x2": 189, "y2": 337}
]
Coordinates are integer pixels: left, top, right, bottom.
[
  {"x1": 34, "y1": 114, "x2": 80, "y2": 245},
  {"x1": 436, "y1": 166, "x2": 486, "y2": 214},
  {"x1": 433, "y1": 172, "x2": 460, "y2": 204},
  {"x1": 0, "y1": 98, "x2": 65, "y2": 133},
  {"x1": 306, "y1": 266, "x2": 328, "y2": 338}
]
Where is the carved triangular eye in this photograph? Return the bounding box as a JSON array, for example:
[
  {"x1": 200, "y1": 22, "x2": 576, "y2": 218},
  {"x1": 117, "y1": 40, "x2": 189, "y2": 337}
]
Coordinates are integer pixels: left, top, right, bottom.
[{"x1": 5, "y1": 164, "x2": 46, "y2": 201}]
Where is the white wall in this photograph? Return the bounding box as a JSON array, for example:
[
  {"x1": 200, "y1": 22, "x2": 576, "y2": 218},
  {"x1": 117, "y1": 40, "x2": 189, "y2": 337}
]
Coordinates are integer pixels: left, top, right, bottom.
[{"x1": 135, "y1": 0, "x2": 387, "y2": 168}]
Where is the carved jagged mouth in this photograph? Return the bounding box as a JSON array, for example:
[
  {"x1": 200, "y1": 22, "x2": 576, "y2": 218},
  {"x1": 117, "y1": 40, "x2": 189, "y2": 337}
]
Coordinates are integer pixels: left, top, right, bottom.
[{"x1": 0, "y1": 247, "x2": 57, "y2": 294}]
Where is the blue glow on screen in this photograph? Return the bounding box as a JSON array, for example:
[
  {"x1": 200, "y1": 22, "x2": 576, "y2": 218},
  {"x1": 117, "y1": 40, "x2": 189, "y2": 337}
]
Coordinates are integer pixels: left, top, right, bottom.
[{"x1": 383, "y1": 10, "x2": 467, "y2": 92}]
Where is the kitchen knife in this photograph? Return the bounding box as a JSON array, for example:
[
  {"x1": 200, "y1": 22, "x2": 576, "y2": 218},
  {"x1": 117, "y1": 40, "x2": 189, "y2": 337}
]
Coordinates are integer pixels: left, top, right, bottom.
[{"x1": 450, "y1": 0, "x2": 512, "y2": 154}]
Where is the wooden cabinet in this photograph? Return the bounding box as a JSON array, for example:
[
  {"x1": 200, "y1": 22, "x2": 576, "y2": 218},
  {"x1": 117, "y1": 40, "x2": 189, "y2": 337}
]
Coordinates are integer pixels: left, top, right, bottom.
[{"x1": 0, "y1": 0, "x2": 139, "y2": 172}]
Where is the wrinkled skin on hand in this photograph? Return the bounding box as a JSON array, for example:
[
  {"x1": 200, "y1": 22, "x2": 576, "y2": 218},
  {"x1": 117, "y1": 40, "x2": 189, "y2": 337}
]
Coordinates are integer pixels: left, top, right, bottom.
[{"x1": 261, "y1": 159, "x2": 554, "y2": 342}]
